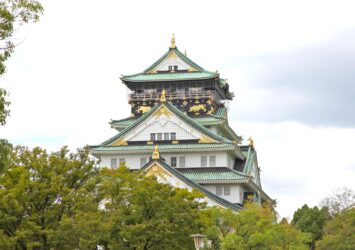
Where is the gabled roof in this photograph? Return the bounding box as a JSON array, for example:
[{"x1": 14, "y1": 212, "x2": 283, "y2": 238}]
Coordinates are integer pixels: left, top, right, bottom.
[
  {"x1": 142, "y1": 159, "x2": 243, "y2": 211},
  {"x1": 110, "y1": 106, "x2": 228, "y2": 130},
  {"x1": 121, "y1": 47, "x2": 213, "y2": 83},
  {"x1": 91, "y1": 101, "x2": 246, "y2": 160},
  {"x1": 143, "y1": 47, "x2": 204, "y2": 73},
  {"x1": 101, "y1": 101, "x2": 234, "y2": 146}
]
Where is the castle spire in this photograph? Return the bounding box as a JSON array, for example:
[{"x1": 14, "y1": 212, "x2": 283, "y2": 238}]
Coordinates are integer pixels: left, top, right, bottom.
[
  {"x1": 170, "y1": 33, "x2": 176, "y2": 48},
  {"x1": 152, "y1": 145, "x2": 160, "y2": 159}
]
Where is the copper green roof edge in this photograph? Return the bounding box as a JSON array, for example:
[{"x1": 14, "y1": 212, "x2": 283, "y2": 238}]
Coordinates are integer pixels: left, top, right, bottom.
[
  {"x1": 164, "y1": 102, "x2": 234, "y2": 144},
  {"x1": 100, "y1": 104, "x2": 161, "y2": 146},
  {"x1": 142, "y1": 159, "x2": 243, "y2": 211},
  {"x1": 143, "y1": 47, "x2": 204, "y2": 73},
  {"x1": 242, "y1": 147, "x2": 254, "y2": 175},
  {"x1": 90, "y1": 143, "x2": 236, "y2": 153},
  {"x1": 247, "y1": 181, "x2": 274, "y2": 203},
  {"x1": 111, "y1": 108, "x2": 226, "y2": 126},
  {"x1": 181, "y1": 169, "x2": 249, "y2": 181},
  {"x1": 121, "y1": 71, "x2": 217, "y2": 82},
  {"x1": 100, "y1": 101, "x2": 238, "y2": 151}
]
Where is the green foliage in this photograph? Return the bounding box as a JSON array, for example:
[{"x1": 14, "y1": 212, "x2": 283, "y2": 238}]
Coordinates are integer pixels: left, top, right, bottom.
[
  {"x1": 0, "y1": 145, "x2": 207, "y2": 249},
  {"x1": 0, "y1": 139, "x2": 12, "y2": 172},
  {"x1": 0, "y1": 145, "x2": 100, "y2": 249},
  {"x1": 202, "y1": 203, "x2": 310, "y2": 250},
  {"x1": 100, "y1": 166, "x2": 206, "y2": 250},
  {"x1": 0, "y1": 88, "x2": 10, "y2": 125},
  {"x1": 0, "y1": 0, "x2": 43, "y2": 74},
  {"x1": 316, "y1": 208, "x2": 355, "y2": 250},
  {"x1": 0, "y1": 0, "x2": 43, "y2": 125},
  {"x1": 292, "y1": 204, "x2": 330, "y2": 249}
]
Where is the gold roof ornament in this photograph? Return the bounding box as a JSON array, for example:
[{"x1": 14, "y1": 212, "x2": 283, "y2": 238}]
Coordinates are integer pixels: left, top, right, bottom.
[
  {"x1": 248, "y1": 137, "x2": 254, "y2": 148},
  {"x1": 152, "y1": 145, "x2": 160, "y2": 160},
  {"x1": 170, "y1": 33, "x2": 176, "y2": 48},
  {"x1": 160, "y1": 89, "x2": 166, "y2": 102}
]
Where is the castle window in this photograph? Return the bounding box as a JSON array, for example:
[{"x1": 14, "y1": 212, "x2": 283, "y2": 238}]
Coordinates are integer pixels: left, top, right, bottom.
[
  {"x1": 140, "y1": 157, "x2": 147, "y2": 167},
  {"x1": 157, "y1": 133, "x2": 162, "y2": 140},
  {"x1": 164, "y1": 133, "x2": 170, "y2": 140},
  {"x1": 171, "y1": 133, "x2": 176, "y2": 140},
  {"x1": 150, "y1": 133, "x2": 156, "y2": 141},
  {"x1": 216, "y1": 186, "x2": 223, "y2": 196},
  {"x1": 174, "y1": 65, "x2": 178, "y2": 71},
  {"x1": 111, "y1": 158, "x2": 117, "y2": 169},
  {"x1": 119, "y1": 158, "x2": 126, "y2": 166},
  {"x1": 168, "y1": 65, "x2": 172, "y2": 71},
  {"x1": 201, "y1": 156, "x2": 207, "y2": 167},
  {"x1": 210, "y1": 156, "x2": 216, "y2": 167},
  {"x1": 171, "y1": 157, "x2": 177, "y2": 167},
  {"x1": 179, "y1": 157, "x2": 185, "y2": 168},
  {"x1": 224, "y1": 186, "x2": 231, "y2": 196}
]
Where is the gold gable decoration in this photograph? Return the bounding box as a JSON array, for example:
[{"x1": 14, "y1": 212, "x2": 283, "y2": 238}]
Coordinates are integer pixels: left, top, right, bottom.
[
  {"x1": 146, "y1": 163, "x2": 172, "y2": 181},
  {"x1": 198, "y1": 136, "x2": 215, "y2": 144},
  {"x1": 154, "y1": 106, "x2": 171, "y2": 118},
  {"x1": 112, "y1": 139, "x2": 128, "y2": 146},
  {"x1": 152, "y1": 145, "x2": 160, "y2": 160},
  {"x1": 160, "y1": 89, "x2": 166, "y2": 102}
]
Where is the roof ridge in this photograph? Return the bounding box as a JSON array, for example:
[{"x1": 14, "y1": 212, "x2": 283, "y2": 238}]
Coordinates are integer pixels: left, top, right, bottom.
[
  {"x1": 143, "y1": 159, "x2": 243, "y2": 211},
  {"x1": 163, "y1": 102, "x2": 233, "y2": 144},
  {"x1": 143, "y1": 47, "x2": 205, "y2": 74}
]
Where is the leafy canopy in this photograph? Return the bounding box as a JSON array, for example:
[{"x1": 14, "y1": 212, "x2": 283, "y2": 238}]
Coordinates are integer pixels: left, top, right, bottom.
[
  {"x1": 0, "y1": 0, "x2": 43, "y2": 125},
  {"x1": 201, "y1": 203, "x2": 310, "y2": 250},
  {"x1": 316, "y1": 208, "x2": 355, "y2": 250},
  {"x1": 291, "y1": 204, "x2": 330, "y2": 249}
]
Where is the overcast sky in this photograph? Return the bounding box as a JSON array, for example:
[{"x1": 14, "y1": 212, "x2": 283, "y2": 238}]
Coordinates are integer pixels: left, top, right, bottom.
[{"x1": 1, "y1": 0, "x2": 355, "y2": 219}]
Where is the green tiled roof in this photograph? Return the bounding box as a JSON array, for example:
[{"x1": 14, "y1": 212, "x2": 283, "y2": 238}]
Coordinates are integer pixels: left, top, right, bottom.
[
  {"x1": 122, "y1": 71, "x2": 217, "y2": 82},
  {"x1": 177, "y1": 167, "x2": 249, "y2": 184},
  {"x1": 142, "y1": 159, "x2": 243, "y2": 211},
  {"x1": 91, "y1": 143, "x2": 236, "y2": 154},
  {"x1": 110, "y1": 107, "x2": 227, "y2": 129},
  {"x1": 101, "y1": 101, "x2": 237, "y2": 147}
]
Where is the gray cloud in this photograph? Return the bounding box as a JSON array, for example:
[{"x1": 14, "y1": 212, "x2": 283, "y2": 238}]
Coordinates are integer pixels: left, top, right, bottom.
[{"x1": 229, "y1": 28, "x2": 355, "y2": 127}]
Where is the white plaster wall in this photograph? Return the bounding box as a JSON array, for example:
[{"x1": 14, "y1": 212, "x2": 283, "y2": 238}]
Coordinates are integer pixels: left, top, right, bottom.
[
  {"x1": 99, "y1": 151, "x2": 231, "y2": 170},
  {"x1": 155, "y1": 56, "x2": 190, "y2": 71},
  {"x1": 202, "y1": 184, "x2": 244, "y2": 204},
  {"x1": 100, "y1": 154, "x2": 150, "y2": 170}
]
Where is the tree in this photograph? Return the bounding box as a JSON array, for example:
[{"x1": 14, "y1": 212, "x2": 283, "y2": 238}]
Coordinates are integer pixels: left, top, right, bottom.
[
  {"x1": 0, "y1": 0, "x2": 43, "y2": 125},
  {"x1": 202, "y1": 203, "x2": 310, "y2": 250},
  {"x1": 320, "y1": 187, "x2": 355, "y2": 216},
  {"x1": 291, "y1": 204, "x2": 330, "y2": 249},
  {"x1": 99, "y1": 166, "x2": 206, "y2": 250},
  {"x1": 0, "y1": 139, "x2": 12, "y2": 173},
  {"x1": 316, "y1": 208, "x2": 355, "y2": 250},
  {"x1": 0, "y1": 145, "x2": 101, "y2": 249}
]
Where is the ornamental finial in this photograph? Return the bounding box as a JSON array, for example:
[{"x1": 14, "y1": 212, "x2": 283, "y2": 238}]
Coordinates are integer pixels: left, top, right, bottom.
[
  {"x1": 248, "y1": 137, "x2": 254, "y2": 148},
  {"x1": 160, "y1": 89, "x2": 166, "y2": 102},
  {"x1": 170, "y1": 33, "x2": 176, "y2": 48},
  {"x1": 152, "y1": 145, "x2": 160, "y2": 160}
]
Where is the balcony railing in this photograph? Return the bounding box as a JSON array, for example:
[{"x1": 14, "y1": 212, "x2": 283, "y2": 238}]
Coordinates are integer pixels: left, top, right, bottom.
[{"x1": 129, "y1": 90, "x2": 220, "y2": 101}]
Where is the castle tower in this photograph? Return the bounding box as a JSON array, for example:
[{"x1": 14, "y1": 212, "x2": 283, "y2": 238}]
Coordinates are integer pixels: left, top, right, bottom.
[{"x1": 90, "y1": 36, "x2": 272, "y2": 210}]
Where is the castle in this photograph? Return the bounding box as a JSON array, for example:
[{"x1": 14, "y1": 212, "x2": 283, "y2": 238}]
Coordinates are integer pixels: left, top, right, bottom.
[{"x1": 90, "y1": 35, "x2": 272, "y2": 210}]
